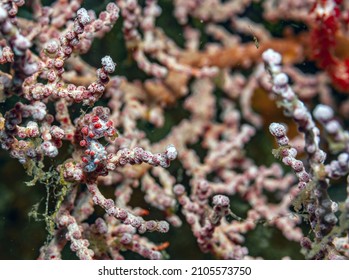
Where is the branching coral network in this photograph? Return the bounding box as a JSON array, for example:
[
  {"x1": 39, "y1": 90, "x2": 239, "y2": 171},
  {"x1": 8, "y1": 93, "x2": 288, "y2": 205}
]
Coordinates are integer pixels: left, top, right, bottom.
[{"x1": 0, "y1": 0, "x2": 349, "y2": 260}]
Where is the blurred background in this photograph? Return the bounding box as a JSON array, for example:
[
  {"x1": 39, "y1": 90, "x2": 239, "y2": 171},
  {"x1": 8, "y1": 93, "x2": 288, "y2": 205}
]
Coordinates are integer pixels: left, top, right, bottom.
[{"x1": 0, "y1": 0, "x2": 347, "y2": 259}]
